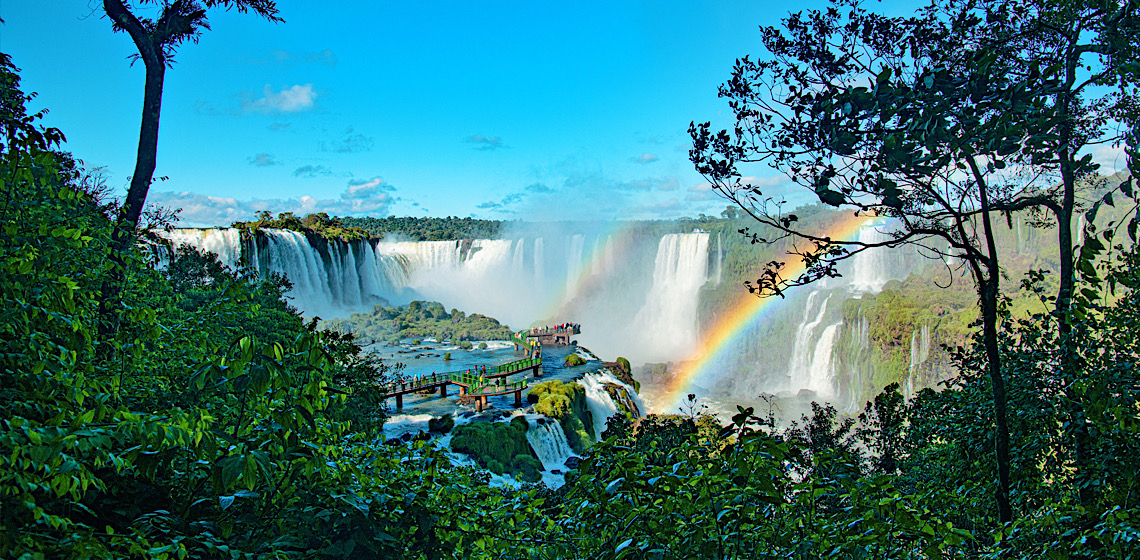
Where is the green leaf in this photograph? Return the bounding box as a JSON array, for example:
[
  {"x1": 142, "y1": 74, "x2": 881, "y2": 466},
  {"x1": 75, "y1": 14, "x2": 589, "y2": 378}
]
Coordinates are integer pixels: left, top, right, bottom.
[
  {"x1": 606, "y1": 478, "x2": 625, "y2": 495},
  {"x1": 615, "y1": 539, "x2": 634, "y2": 554}
]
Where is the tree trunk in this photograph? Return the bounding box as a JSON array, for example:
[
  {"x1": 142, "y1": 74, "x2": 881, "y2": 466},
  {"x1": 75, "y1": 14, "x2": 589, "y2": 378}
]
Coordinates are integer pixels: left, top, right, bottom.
[
  {"x1": 100, "y1": 53, "x2": 165, "y2": 348},
  {"x1": 113, "y1": 57, "x2": 165, "y2": 252},
  {"x1": 972, "y1": 158, "x2": 1014, "y2": 524}
]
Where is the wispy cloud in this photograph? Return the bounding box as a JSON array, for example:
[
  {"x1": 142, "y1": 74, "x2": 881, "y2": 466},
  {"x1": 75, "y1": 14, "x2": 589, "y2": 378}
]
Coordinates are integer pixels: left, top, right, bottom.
[
  {"x1": 466, "y1": 134, "x2": 505, "y2": 151},
  {"x1": 323, "y1": 127, "x2": 373, "y2": 153},
  {"x1": 293, "y1": 164, "x2": 334, "y2": 178},
  {"x1": 631, "y1": 152, "x2": 659, "y2": 164},
  {"x1": 615, "y1": 177, "x2": 679, "y2": 191},
  {"x1": 150, "y1": 177, "x2": 398, "y2": 226},
  {"x1": 242, "y1": 84, "x2": 317, "y2": 114},
  {"x1": 685, "y1": 183, "x2": 717, "y2": 201},
  {"x1": 524, "y1": 183, "x2": 551, "y2": 193},
  {"x1": 248, "y1": 153, "x2": 280, "y2": 167}
]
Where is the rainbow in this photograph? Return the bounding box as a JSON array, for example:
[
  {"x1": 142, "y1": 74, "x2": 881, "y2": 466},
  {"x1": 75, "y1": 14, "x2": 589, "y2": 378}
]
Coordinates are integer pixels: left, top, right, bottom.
[{"x1": 655, "y1": 212, "x2": 874, "y2": 412}]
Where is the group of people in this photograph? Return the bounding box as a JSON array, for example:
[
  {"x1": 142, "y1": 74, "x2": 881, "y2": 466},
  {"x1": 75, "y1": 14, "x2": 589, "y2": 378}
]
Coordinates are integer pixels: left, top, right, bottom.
[{"x1": 530, "y1": 322, "x2": 579, "y2": 334}]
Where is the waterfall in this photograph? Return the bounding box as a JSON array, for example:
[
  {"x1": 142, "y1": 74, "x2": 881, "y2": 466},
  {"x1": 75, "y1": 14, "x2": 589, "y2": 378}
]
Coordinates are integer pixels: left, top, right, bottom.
[
  {"x1": 164, "y1": 228, "x2": 244, "y2": 269},
  {"x1": 576, "y1": 371, "x2": 643, "y2": 441},
  {"x1": 786, "y1": 291, "x2": 837, "y2": 395},
  {"x1": 715, "y1": 232, "x2": 723, "y2": 286},
  {"x1": 534, "y1": 238, "x2": 545, "y2": 286},
  {"x1": 525, "y1": 416, "x2": 575, "y2": 471},
  {"x1": 511, "y1": 238, "x2": 525, "y2": 274},
  {"x1": 1017, "y1": 217, "x2": 1026, "y2": 254},
  {"x1": 578, "y1": 374, "x2": 619, "y2": 441},
  {"x1": 906, "y1": 324, "x2": 932, "y2": 399},
  {"x1": 807, "y1": 323, "x2": 840, "y2": 395},
  {"x1": 262, "y1": 229, "x2": 336, "y2": 317},
  {"x1": 160, "y1": 227, "x2": 715, "y2": 364},
  {"x1": 629, "y1": 233, "x2": 710, "y2": 362},
  {"x1": 564, "y1": 234, "x2": 585, "y2": 303}
]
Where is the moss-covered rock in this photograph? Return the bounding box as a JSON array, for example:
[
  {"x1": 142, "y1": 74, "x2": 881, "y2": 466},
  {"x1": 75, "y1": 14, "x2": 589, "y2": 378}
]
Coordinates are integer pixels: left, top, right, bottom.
[
  {"x1": 564, "y1": 354, "x2": 586, "y2": 367},
  {"x1": 428, "y1": 414, "x2": 454, "y2": 434},
  {"x1": 527, "y1": 380, "x2": 595, "y2": 453},
  {"x1": 449, "y1": 418, "x2": 542, "y2": 482}
]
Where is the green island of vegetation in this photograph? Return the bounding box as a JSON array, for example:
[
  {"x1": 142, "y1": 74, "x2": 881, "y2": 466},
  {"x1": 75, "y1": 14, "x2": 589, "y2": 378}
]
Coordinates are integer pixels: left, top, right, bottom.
[
  {"x1": 324, "y1": 300, "x2": 513, "y2": 345},
  {"x1": 527, "y1": 380, "x2": 596, "y2": 453},
  {"x1": 449, "y1": 417, "x2": 543, "y2": 482},
  {"x1": 232, "y1": 211, "x2": 370, "y2": 242}
]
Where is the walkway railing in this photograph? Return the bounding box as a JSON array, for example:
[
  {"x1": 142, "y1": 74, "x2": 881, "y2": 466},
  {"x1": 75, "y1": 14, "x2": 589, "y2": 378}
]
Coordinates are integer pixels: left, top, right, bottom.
[
  {"x1": 496, "y1": 357, "x2": 540, "y2": 374},
  {"x1": 378, "y1": 324, "x2": 576, "y2": 405},
  {"x1": 470, "y1": 376, "x2": 530, "y2": 396}
]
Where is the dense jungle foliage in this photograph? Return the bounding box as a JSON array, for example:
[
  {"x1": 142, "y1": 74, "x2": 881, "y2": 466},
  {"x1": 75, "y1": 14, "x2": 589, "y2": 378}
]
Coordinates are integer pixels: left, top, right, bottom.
[
  {"x1": 6, "y1": 0, "x2": 1140, "y2": 554},
  {"x1": 338, "y1": 216, "x2": 504, "y2": 241},
  {"x1": 323, "y1": 300, "x2": 513, "y2": 346},
  {"x1": 232, "y1": 212, "x2": 369, "y2": 242}
]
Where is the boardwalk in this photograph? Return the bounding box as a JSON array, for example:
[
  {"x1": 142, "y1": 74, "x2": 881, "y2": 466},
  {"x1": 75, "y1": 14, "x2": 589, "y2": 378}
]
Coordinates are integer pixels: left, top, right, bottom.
[
  {"x1": 526, "y1": 324, "x2": 580, "y2": 346},
  {"x1": 379, "y1": 324, "x2": 579, "y2": 411},
  {"x1": 380, "y1": 357, "x2": 540, "y2": 411}
]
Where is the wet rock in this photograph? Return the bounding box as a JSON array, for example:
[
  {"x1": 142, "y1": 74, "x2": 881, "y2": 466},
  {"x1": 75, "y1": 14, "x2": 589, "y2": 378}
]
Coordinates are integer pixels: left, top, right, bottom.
[{"x1": 564, "y1": 456, "x2": 581, "y2": 469}]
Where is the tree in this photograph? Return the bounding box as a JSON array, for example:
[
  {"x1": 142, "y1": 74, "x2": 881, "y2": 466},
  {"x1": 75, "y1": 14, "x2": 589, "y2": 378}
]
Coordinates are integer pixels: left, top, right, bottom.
[
  {"x1": 101, "y1": 0, "x2": 281, "y2": 250},
  {"x1": 688, "y1": 0, "x2": 1140, "y2": 523}
]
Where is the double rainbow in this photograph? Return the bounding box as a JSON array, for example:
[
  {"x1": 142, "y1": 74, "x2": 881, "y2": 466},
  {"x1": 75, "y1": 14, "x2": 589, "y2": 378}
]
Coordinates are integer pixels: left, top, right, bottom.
[{"x1": 655, "y1": 212, "x2": 873, "y2": 412}]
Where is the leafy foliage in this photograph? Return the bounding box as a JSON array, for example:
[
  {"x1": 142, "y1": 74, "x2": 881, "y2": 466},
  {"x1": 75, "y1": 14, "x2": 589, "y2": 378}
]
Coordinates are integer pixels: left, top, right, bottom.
[
  {"x1": 324, "y1": 300, "x2": 513, "y2": 345},
  {"x1": 232, "y1": 211, "x2": 369, "y2": 242}
]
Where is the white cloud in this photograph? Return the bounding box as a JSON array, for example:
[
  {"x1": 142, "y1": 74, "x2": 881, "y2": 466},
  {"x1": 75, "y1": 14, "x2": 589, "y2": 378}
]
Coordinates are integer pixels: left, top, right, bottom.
[
  {"x1": 242, "y1": 84, "x2": 317, "y2": 114},
  {"x1": 1088, "y1": 143, "x2": 1127, "y2": 173},
  {"x1": 686, "y1": 182, "x2": 718, "y2": 201},
  {"x1": 149, "y1": 177, "x2": 397, "y2": 226},
  {"x1": 631, "y1": 152, "x2": 659, "y2": 164}
]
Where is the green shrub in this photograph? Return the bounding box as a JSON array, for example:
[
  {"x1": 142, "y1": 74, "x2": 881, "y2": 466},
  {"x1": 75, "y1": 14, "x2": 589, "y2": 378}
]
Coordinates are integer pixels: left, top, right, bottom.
[
  {"x1": 428, "y1": 414, "x2": 455, "y2": 434},
  {"x1": 616, "y1": 356, "x2": 631, "y2": 373},
  {"x1": 460, "y1": 340, "x2": 474, "y2": 350},
  {"x1": 478, "y1": 342, "x2": 488, "y2": 349},
  {"x1": 514, "y1": 455, "x2": 543, "y2": 483},
  {"x1": 526, "y1": 380, "x2": 595, "y2": 453},
  {"x1": 449, "y1": 419, "x2": 541, "y2": 479},
  {"x1": 443, "y1": 352, "x2": 452, "y2": 360}
]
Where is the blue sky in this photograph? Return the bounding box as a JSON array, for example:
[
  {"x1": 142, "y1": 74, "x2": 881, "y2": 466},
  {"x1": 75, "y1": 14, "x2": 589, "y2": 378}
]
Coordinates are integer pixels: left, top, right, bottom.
[{"x1": 4, "y1": 1, "x2": 913, "y2": 225}]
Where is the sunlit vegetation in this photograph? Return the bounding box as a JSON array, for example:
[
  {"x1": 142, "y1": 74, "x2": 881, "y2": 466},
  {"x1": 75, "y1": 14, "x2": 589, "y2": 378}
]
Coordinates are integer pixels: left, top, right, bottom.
[
  {"x1": 232, "y1": 211, "x2": 370, "y2": 242},
  {"x1": 7, "y1": 0, "x2": 1140, "y2": 556},
  {"x1": 324, "y1": 300, "x2": 513, "y2": 345}
]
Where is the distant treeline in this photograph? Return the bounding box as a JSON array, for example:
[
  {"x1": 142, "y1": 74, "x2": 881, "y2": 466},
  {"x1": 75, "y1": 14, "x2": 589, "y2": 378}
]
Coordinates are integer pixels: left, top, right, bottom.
[{"x1": 339, "y1": 215, "x2": 504, "y2": 241}]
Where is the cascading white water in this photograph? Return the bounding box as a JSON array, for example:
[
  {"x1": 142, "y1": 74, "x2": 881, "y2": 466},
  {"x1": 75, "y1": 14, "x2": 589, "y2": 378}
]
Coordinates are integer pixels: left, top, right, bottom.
[
  {"x1": 906, "y1": 324, "x2": 931, "y2": 398},
  {"x1": 628, "y1": 233, "x2": 710, "y2": 362},
  {"x1": 807, "y1": 323, "x2": 840, "y2": 395},
  {"x1": 563, "y1": 234, "x2": 586, "y2": 304},
  {"x1": 511, "y1": 238, "x2": 525, "y2": 275},
  {"x1": 160, "y1": 226, "x2": 714, "y2": 364},
  {"x1": 786, "y1": 291, "x2": 837, "y2": 395},
  {"x1": 525, "y1": 416, "x2": 575, "y2": 471},
  {"x1": 164, "y1": 228, "x2": 244, "y2": 269},
  {"x1": 575, "y1": 370, "x2": 644, "y2": 441},
  {"x1": 715, "y1": 232, "x2": 723, "y2": 286}
]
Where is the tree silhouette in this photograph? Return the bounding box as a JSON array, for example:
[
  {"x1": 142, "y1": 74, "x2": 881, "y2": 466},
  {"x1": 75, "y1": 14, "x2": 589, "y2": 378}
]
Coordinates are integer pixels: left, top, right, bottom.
[
  {"x1": 102, "y1": 0, "x2": 282, "y2": 252},
  {"x1": 690, "y1": 0, "x2": 1140, "y2": 523}
]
